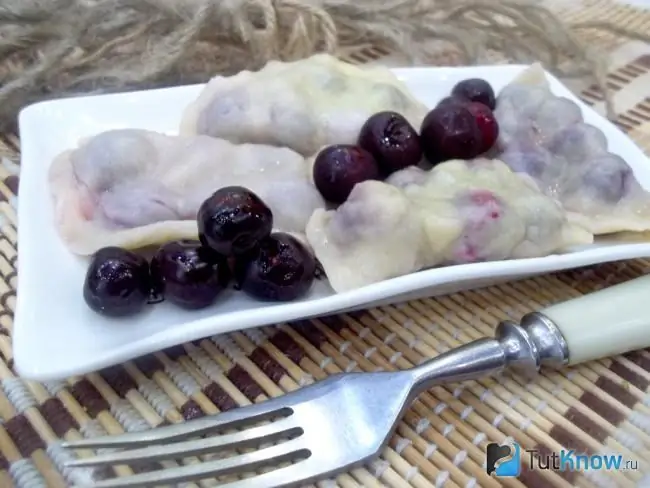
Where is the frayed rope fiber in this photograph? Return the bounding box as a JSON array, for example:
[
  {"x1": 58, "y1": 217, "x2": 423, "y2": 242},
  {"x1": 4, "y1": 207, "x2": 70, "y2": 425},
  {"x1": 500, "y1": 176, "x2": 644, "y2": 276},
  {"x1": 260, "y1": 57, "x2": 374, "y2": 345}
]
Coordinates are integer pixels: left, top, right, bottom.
[{"x1": 1, "y1": 0, "x2": 649, "y2": 132}]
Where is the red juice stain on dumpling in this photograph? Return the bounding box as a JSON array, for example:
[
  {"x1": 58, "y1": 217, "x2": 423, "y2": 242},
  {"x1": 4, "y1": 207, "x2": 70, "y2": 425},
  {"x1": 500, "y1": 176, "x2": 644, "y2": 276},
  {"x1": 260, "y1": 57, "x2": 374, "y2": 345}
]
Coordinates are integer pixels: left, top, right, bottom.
[
  {"x1": 77, "y1": 187, "x2": 97, "y2": 221},
  {"x1": 469, "y1": 189, "x2": 502, "y2": 220},
  {"x1": 451, "y1": 189, "x2": 504, "y2": 263}
]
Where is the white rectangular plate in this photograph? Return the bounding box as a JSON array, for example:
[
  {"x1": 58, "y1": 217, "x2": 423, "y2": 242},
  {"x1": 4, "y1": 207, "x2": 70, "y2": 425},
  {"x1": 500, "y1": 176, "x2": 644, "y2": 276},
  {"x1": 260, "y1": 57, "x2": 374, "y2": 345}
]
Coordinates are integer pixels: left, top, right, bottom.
[{"x1": 14, "y1": 65, "x2": 650, "y2": 380}]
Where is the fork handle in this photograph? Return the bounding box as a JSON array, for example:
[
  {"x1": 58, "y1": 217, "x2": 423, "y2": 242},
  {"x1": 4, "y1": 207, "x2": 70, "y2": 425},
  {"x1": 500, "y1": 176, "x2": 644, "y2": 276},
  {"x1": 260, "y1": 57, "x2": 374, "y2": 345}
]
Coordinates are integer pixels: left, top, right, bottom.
[
  {"x1": 537, "y1": 274, "x2": 650, "y2": 365},
  {"x1": 409, "y1": 275, "x2": 650, "y2": 393}
]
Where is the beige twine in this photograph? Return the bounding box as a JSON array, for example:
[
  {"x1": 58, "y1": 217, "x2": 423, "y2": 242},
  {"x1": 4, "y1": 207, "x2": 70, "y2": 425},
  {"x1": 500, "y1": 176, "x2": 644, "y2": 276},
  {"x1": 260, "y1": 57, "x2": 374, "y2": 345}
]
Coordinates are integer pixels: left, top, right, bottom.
[{"x1": 1, "y1": 0, "x2": 649, "y2": 132}]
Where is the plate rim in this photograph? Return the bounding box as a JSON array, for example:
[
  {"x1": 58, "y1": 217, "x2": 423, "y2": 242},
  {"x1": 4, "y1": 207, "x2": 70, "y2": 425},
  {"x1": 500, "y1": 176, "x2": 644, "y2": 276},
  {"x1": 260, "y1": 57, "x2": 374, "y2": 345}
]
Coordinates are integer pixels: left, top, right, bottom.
[{"x1": 13, "y1": 63, "x2": 650, "y2": 380}]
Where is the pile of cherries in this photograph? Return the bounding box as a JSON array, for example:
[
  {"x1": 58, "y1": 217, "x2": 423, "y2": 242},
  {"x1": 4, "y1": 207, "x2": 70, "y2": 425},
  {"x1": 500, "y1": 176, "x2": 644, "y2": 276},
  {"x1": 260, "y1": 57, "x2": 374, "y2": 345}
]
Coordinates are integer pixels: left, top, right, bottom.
[
  {"x1": 313, "y1": 78, "x2": 499, "y2": 204},
  {"x1": 83, "y1": 187, "x2": 317, "y2": 318}
]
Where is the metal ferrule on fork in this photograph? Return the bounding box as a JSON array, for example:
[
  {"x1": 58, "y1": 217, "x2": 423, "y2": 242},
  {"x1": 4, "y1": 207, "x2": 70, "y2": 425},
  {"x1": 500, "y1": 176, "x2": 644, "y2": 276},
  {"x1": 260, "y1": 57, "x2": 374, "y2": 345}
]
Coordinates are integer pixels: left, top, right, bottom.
[{"x1": 407, "y1": 311, "x2": 570, "y2": 395}]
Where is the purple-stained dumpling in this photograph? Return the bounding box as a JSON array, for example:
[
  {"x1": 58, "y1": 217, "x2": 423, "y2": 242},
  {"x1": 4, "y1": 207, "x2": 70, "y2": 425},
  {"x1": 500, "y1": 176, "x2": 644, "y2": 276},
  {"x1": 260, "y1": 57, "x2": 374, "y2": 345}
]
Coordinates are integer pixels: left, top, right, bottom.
[
  {"x1": 534, "y1": 97, "x2": 582, "y2": 133},
  {"x1": 180, "y1": 54, "x2": 429, "y2": 156},
  {"x1": 499, "y1": 145, "x2": 553, "y2": 180},
  {"x1": 494, "y1": 63, "x2": 650, "y2": 235},
  {"x1": 577, "y1": 154, "x2": 634, "y2": 203},
  {"x1": 496, "y1": 84, "x2": 548, "y2": 119},
  {"x1": 48, "y1": 129, "x2": 325, "y2": 255},
  {"x1": 546, "y1": 124, "x2": 608, "y2": 161}
]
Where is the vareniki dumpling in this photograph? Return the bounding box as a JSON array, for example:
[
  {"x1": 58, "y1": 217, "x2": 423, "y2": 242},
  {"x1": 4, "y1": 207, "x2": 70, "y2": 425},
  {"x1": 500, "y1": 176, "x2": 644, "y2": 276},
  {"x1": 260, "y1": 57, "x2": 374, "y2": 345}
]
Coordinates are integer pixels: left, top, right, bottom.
[
  {"x1": 495, "y1": 63, "x2": 650, "y2": 234},
  {"x1": 180, "y1": 54, "x2": 429, "y2": 156},
  {"x1": 306, "y1": 181, "x2": 428, "y2": 293},
  {"x1": 306, "y1": 159, "x2": 592, "y2": 293},
  {"x1": 49, "y1": 129, "x2": 325, "y2": 255}
]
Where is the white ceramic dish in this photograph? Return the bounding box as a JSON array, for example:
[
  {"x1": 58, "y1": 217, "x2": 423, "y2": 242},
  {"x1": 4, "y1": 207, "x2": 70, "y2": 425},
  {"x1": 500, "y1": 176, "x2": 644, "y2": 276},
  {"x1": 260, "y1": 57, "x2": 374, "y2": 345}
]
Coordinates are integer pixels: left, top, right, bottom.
[{"x1": 13, "y1": 64, "x2": 650, "y2": 381}]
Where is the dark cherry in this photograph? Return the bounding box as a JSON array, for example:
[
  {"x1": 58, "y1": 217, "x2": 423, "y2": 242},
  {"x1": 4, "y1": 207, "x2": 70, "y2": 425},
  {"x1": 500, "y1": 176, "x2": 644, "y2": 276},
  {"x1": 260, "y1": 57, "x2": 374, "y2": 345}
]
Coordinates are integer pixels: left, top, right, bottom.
[
  {"x1": 150, "y1": 240, "x2": 230, "y2": 310},
  {"x1": 436, "y1": 95, "x2": 467, "y2": 108},
  {"x1": 197, "y1": 186, "x2": 273, "y2": 257},
  {"x1": 83, "y1": 246, "x2": 151, "y2": 317},
  {"x1": 451, "y1": 78, "x2": 496, "y2": 110},
  {"x1": 466, "y1": 102, "x2": 499, "y2": 153},
  {"x1": 358, "y1": 111, "x2": 422, "y2": 175},
  {"x1": 238, "y1": 232, "x2": 316, "y2": 302},
  {"x1": 312, "y1": 144, "x2": 380, "y2": 204},
  {"x1": 420, "y1": 104, "x2": 483, "y2": 163}
]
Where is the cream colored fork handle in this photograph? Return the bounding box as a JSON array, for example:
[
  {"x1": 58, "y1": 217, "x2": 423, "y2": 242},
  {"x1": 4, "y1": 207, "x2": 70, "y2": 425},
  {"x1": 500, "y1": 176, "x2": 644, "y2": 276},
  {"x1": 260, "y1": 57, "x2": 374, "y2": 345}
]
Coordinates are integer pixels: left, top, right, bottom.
[{"x1": 540, "y1": 274, "x2": 650, "y2": 365}]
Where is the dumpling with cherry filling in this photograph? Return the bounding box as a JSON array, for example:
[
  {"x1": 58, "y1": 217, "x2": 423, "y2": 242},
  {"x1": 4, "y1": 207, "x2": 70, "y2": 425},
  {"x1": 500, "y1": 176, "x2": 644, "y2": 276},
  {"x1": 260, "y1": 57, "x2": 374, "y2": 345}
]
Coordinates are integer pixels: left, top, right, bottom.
[
  {"x1": 48, "y1": 129, "x2": 324, "y2": 255},
  {"x1": 180, "y1": 54, "x2": 428, "y2": 156},
  {"x1": 306, "y1": 181, "x2": 428, "y2": 293},
  {"x1": 406, "y1": 159, "x2": 592, "y2": 263},
  {"x1": 307, "y1": 158, "x2": 592, "y2": 293},
  {"x1": 495, "y1": 63, "x2": 650, "y2": 235}
]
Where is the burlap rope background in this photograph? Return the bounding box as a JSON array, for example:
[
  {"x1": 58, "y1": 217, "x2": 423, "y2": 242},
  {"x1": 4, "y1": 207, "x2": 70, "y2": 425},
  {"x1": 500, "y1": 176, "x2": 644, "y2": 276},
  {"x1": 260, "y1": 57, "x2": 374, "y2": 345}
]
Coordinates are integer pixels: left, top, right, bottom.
[
  {"x1": 2, "y1": 0, "x2": 650, "y2": 132},
  {"x1": 2, "y1": 0, "x2": 650, "y2": 487}
]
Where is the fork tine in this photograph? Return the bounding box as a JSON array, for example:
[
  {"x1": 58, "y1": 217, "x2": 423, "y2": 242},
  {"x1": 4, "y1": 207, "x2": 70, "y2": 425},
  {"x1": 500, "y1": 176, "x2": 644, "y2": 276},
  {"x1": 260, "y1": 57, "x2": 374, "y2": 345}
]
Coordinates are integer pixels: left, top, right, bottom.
[
  {"x1": 60, "y1": 401, "x2": 292, "y2": 449},
  {"x1": 71, "y1": 438, "x2": 310, "y2": 488},
  {"x1": 65, "y1": 417, "x2": 302, "y2": 467}
]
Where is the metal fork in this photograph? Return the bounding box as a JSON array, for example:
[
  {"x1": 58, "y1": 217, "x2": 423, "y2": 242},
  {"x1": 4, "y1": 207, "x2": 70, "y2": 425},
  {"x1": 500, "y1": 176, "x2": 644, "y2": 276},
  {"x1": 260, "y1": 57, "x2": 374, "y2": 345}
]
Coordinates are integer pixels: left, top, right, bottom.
[
  {"x1": 60, "y1": 274, "x2": 650, "y2": 487},
  {"x1": 59, "y1": 314, "x2": 566, "y2": 487}
]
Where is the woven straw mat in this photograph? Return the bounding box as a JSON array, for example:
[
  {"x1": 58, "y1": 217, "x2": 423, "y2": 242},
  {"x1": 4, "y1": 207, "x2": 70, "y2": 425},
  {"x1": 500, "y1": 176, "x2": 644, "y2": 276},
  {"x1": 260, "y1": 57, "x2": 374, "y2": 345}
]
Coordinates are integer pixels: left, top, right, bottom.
[{"x1": 4, "y1": 1, "x2": 650, "y2": 487}]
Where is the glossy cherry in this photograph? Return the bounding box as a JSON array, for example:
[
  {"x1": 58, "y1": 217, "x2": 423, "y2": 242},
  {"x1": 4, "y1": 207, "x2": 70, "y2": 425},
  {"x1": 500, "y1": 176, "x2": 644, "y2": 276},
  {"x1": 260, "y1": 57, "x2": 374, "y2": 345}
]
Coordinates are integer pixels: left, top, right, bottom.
[
  {"x1": 466, "y1": 102, "x2": 499, "y2": 153},
  {"x1": 83, "y1": 247, "x2": 152, "y2": 317},
  {"x1": 237, "y1": 232, "x2": 316, "y2": 301},
  {"x1": 312, "y1": 144, "x2": 380, "y2": 204},
  {"x1": 150, "y1": 240, "x2": 230, "y2": 310},
  {"x1": 358, "y1": 111, "x2": 422, "y2": 175},
  {"x1": 197, "y1": 186, "x2": 273, "y2": 257},
  {"x1": 451, "y1": 78, "x2": 496, "y2": 110},
  {"x1": 420, "y1": 104, "x2": 483, "y2": 163}
]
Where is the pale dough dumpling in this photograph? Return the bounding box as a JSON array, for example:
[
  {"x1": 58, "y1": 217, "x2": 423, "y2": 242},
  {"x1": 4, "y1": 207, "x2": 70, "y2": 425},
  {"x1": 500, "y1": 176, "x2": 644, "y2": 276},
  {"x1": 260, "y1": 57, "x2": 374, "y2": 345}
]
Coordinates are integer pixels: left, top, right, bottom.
[
  {"x1": 49, "y1": 129, "x2": 325, "y2": 255},
  {"x1": 408, "y1": 159, "x2": 592, "y2": 263},
  {"x1": 306, "y1": 181, "x2": 427, "y2": 293},
  {"x1": 307, "y1": 159, "x2": 592, "y2": 293},
  {"x1": 495, "y1": 63, "x2": 650, "y2": 234},
  {"x1": 180, "y1": 54, "x2": 429, "y2": 156}
]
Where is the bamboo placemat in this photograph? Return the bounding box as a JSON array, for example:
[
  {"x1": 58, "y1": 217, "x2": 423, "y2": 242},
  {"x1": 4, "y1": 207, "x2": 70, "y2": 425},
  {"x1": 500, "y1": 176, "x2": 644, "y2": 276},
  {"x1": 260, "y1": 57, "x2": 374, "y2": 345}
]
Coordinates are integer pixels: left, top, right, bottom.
[{"x1": 3, "y1": 1, "x2": 650, "y2": 487}]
